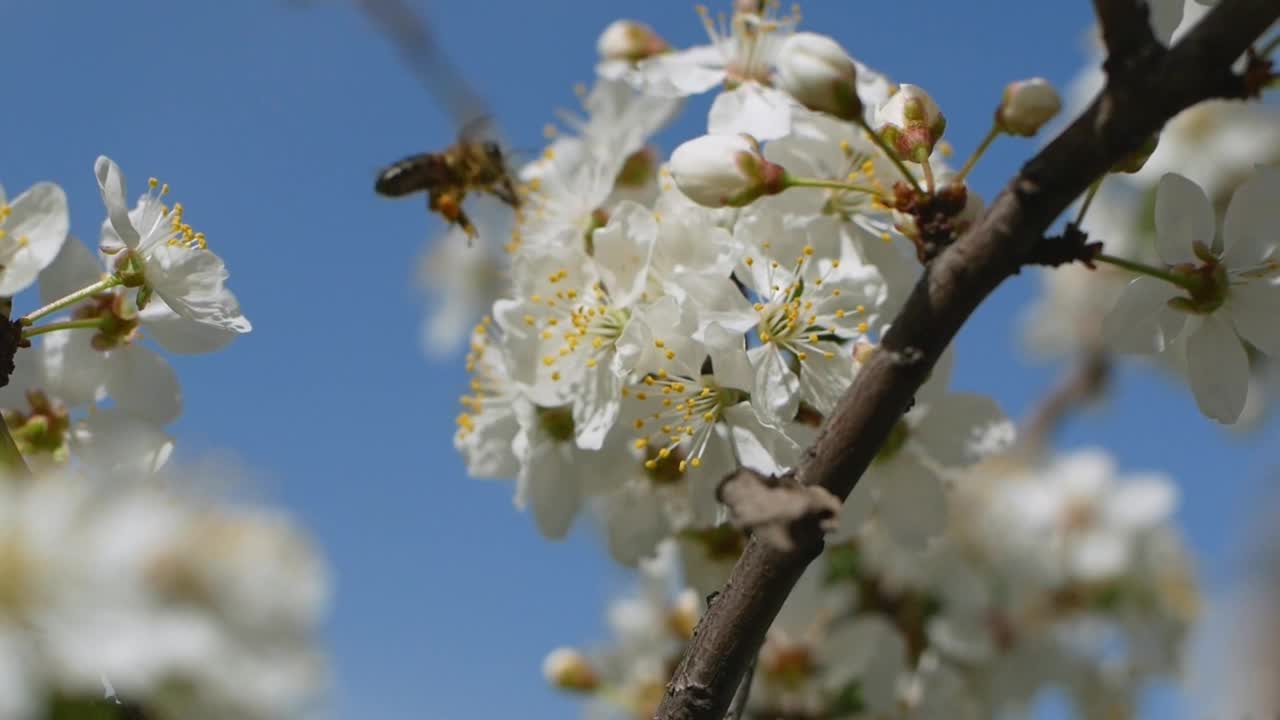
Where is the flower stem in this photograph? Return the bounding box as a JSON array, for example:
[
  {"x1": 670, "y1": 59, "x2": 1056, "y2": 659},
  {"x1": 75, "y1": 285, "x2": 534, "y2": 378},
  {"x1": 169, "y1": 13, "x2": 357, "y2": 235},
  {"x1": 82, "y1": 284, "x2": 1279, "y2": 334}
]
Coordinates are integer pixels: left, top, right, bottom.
[
  {"x1": 1095, "y1": 253, "x2": 1199, "y2": 292},
  {"x1": 855, "y1": 117, "x2": 924, "y2": 195},
  {"x1": 954, "y1": 123, "x2": 1001, "y2": 182},
  {"x1": 22, "y1": 318, "x2": 105, "y2": 339},
  {"x1": 1074, "y1": 177, "x2": 1104, "y2": 226},
  {"x1": 921, "y1": 156, "x2": 936, "y2": 194},
  {"x1": 21, "y1": 276, "x2": 121, "y2": 324},
  {"x1": 785, "y1": 176, "x2": 884, "y2": 198}
]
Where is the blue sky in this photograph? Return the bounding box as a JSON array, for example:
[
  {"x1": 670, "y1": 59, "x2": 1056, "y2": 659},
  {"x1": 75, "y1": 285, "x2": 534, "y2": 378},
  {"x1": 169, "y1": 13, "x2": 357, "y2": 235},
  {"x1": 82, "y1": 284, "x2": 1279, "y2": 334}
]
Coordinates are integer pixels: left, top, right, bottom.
[{"x1": 3, "y1": 1, "x2": 1276, "y2": 718}]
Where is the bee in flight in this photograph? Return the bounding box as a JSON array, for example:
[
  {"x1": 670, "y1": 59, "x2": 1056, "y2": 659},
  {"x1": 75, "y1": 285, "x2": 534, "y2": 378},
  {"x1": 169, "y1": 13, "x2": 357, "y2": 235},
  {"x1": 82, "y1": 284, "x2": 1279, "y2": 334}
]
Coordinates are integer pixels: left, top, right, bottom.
[
  {"x1": 374, "y1": 118, "x2": 520, "y2": 240},
  {"x1": 350, "y1": 0, "x2": 522, "y2": 241}
]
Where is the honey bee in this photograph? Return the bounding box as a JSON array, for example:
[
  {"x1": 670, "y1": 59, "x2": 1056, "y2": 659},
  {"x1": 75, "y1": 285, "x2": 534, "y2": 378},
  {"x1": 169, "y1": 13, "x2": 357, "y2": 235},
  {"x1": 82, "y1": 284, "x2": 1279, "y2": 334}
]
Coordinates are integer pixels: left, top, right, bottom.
[
  {"x1": 374, "y1": 119, "x2": 520, "y2": 240},
  {"x1": 354, "y1": 0, "x2": 521, "y2": 239}
]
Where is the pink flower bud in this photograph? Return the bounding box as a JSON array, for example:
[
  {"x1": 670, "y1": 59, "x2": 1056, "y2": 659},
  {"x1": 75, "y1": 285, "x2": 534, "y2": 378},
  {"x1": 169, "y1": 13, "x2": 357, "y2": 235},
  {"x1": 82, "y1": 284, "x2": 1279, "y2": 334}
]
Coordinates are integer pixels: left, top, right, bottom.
[
  {"x1": 774, "y1": 32, "x2": 863, "y2": 121},
  {"x1": 596, "y1": 19, "x2": 668, "y2": 63},
  {"x1": 669, "y1": 134, "x2": 787, "y2": 208},
  {"x1": 997, "y1": 78, "x2": 1062, "y2": 137},
  {"x1": 874, "y1": 84, "x2": 946, "y2": 163}
]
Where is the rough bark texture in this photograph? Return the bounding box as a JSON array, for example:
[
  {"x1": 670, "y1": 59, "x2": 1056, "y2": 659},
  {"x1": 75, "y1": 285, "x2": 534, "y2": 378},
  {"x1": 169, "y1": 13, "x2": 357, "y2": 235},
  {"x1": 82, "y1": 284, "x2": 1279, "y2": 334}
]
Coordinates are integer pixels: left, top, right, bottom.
[{"x1": 654, "y1": 2, "x2": 1280, "y2": 718}]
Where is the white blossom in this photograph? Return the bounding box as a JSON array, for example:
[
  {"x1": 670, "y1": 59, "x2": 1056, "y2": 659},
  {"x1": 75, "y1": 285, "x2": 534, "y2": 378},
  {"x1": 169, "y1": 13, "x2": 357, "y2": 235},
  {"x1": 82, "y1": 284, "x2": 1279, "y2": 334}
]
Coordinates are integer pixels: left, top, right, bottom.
[
  {"x1": 1103, "y1": 169, "x2": 1280, "y2": 423},
  {"x1": 94, "y1": 156, "x2": 251, "y2": 337},
  {"x1": 0, "y1": 181, "x2": 68, "y2": 296}
]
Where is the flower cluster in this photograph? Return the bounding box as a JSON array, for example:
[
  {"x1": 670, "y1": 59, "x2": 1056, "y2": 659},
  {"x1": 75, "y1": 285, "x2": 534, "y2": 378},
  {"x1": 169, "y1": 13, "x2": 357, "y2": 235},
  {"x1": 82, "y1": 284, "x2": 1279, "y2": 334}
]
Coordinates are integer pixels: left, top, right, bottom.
[
  {"x1": 0, "y1": 158, "x2": 327, "y2": 718},
  {"x1": 549, "y1": 449, "x2": 1193, "y2": 719},
  {"x1": 1, "y1": 157, "x2": 251, "y2": 470},
  {"x1": 0, "y1": 464, "x2": 328, "y2": 720},
  {"x1": 451, "y1": 3, "x2": 1027, "y2": 569},
  {"x1": 416, "y1": 0, "x2": 1274, "y2": 716}
]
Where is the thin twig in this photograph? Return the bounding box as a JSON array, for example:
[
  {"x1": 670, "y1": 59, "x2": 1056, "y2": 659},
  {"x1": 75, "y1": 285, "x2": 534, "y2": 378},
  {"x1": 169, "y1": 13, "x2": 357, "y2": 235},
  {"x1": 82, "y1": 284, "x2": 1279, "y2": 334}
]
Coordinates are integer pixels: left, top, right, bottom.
[{"x1": 1022, "y1": 350, "x2": 1111, "y2": 453}]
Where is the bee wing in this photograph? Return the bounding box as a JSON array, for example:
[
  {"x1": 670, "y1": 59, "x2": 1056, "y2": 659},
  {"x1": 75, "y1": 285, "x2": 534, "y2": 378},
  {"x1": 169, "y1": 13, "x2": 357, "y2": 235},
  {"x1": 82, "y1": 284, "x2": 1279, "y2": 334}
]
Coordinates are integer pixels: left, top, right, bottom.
[{"x1": 353, "y1": 0, "x2": 493, "y2": 133}]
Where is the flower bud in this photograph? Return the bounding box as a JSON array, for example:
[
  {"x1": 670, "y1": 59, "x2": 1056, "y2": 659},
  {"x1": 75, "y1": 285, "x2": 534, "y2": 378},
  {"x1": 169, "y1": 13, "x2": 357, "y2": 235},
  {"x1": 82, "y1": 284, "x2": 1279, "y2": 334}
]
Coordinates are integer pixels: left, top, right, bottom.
[
  {"x1": 596, "y1": 19, "x2": 668, "y2": 63},
  {"x1": 669, "y1": 134, "x2": 787, "y2": 208},
  {"x1": 996, "y1": 78, "x2": 1061, "y2": 137},
  {"x1": 542, "y1": 647, "x2": 600, "y2": 692},
  {"x1": 875, "y1": 84, "x2": 946, "y2": 163},
  {"x1": 774, "y1": 32, "x2": 863, "y2": 121}
]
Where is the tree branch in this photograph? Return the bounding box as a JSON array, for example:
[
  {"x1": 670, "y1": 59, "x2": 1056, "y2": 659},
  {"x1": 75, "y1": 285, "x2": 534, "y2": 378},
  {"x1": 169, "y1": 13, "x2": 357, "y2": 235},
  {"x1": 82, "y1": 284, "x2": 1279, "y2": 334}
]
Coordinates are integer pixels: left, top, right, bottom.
[
  {"x1": 1022, "y1": 350, "x2": 1111, "y2": 452},
  {"x1": 653, "y1": 1, "x2": 1280, "y2": 717},
  {"x1": 1092, "y1": 0, "x2": 1160, "y2": 72}
]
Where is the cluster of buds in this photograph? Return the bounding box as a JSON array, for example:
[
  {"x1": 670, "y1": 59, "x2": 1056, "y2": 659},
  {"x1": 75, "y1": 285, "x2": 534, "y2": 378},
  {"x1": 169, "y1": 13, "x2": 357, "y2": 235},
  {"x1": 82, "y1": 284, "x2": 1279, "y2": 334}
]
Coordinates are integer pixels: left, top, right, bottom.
[{"x1": 892, "y1": 181, "x2": 984, "y2": 260}]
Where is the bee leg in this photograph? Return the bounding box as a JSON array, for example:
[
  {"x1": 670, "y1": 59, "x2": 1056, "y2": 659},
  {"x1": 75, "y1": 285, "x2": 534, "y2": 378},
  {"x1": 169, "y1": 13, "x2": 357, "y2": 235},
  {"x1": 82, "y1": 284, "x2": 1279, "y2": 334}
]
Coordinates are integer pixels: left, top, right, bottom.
[
  {"x1": 430, "y1": 191, "x2": 478, "y2": 243},
  {"x1": 492, "y1": 177, "x2": 521, "y2": 209}
]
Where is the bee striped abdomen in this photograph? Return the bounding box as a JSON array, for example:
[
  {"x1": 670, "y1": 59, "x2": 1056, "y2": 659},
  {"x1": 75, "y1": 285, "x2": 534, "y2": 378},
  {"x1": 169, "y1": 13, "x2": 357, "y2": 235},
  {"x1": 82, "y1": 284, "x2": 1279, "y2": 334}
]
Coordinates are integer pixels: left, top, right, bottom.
[{"x1": 374, "y1": 153, "x2": 453, "y2": 197}]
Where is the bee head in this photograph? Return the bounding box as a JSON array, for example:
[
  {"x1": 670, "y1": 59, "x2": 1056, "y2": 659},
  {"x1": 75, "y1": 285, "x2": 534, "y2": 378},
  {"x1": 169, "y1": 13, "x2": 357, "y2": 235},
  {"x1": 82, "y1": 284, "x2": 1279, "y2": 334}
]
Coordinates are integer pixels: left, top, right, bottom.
[{"x1": 483, "y1": 141, "x2": 504, "y2": 163}]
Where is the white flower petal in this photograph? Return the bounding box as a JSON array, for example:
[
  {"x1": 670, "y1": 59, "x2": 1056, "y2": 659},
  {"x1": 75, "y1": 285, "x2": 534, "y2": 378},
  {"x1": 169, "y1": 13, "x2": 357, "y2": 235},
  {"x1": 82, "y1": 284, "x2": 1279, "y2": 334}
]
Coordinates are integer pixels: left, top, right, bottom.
[
  {"x1": 40, "y1": 330, "x2": 110, "y2": 408},
  {"x1": 72, "y1": 408, "x2": 174, "y2": 476},
  {"x1": 633, "y1": 45, "x2": 726, "y2": 96},
  {"x1": 517, "y1": 438, "x2": 583, "y2": 539},
  {"x1": 572, "y1": 361, "x2": 622, "y2": 451},
  {"x1": 707, "y1": 84, "x2": 793, "y2": 141},
  {"x1": 703, "y1": 322, "x2": 754, "y2": 391},
  {"x1": 94, "y1": 156, "x2": 141, "y2": 249},
  {"x1": 795, "y1": 343, "x2": 853, "y2": 417},
  {"x1": 1226, "y1": 281, "x2": 1280, "y2": 358},
  {"x1": 1185, "y1": 313, "x2": 1249, "y2": 423},
  {"x1": 1071, "y1": 530, "x2": 1130, "y2": 581},
  {"x1": 750, "y1": 346, "x2": 800, "y2": 427},
  {"x1": 592, "y1": 201, "x2": 657, "y2": 308},
  {"x1": 38, "y1": 235, "x2": 103, "y2": 308},
  {"x1": 1102, "y1": 276, "x2": 1182, "y2": 354},
  {"x1": 0, "y1": 182, "x2": 70, "y2": 296},
  {"x1": 106, "y1": 345, "x2": 182, "y2": 425},
  {"x1": 147, "y1": 245, "x2": 251, "y2": 335},
  {"x1": 878, "y1": 453, "x2": 946, "y2": 549},
  {"x1": 1154, "y1": 173, "x2": 1212, "y2": 264},
  {"x1": 138, "y1": 298, "x2": 238, "y2": 355},
  {"x1": 1222, "y1": 165, "x2": 1280, "y2": 268},
  {"x1": 913, "y1": 392, "x2": 1014, "y2": 467},
  {"x1": 600, "y1": 484, "x2": 672, "y2": 567},
  {"x1": 1104, "y1": 475, "x2": 1177, "y2": 530}
]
